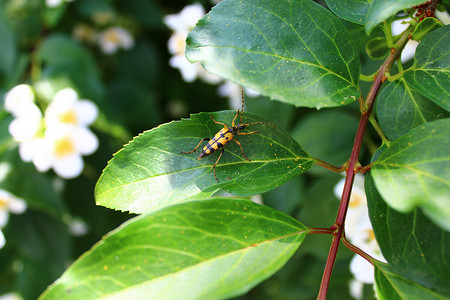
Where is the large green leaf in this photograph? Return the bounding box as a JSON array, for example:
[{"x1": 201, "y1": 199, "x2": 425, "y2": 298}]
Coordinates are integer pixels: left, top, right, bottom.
[
  {"x1": 376, "y1": 79, "x2": 449, "y2": 140},
  {"x1": 371, "y1": 119, "x2": 450, "y2": 231},
  {"x1": 365, "y1": 0, "x2": 429, "y2": 34},
  {"x1": 95, "y1": 111, "x2": 313, "y2": 214},
  {"x1": 374, "y1": 263, "x2": 449, "y2": 300},
  {"x1": 325, "y1": 0, "x2": 369, "y2": 25},
  {"x1": 366, "y1": 174, "x2": 450, "y2": 295},
  {"x1": 403, "y1": 26, "x2": 450, "y2": 111},
  {"x1": 186, "y1": 0, "x2": 360, "y2": 109},
  {"x1": 40, "y1": 199, "x2": 307, "y2": 300}
]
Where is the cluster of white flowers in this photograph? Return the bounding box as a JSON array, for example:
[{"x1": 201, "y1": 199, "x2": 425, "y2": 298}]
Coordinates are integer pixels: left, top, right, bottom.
[
  {"x1": 334, "y1": 174, "x2": 386, "y2": 300},
  {"x1": 164, "y1": 3, "x2": 259, "y2": 109},
  {"x1": 4, "y1": 85, "x2": 99, "y2": 179},
  {"x1": 0, "y1": 190, "x2": 27, "y2": 249}
]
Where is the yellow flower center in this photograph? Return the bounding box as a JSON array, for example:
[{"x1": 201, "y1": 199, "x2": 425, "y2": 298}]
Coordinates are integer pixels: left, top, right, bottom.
[
  {"x1": 349, "y1": 193, "x2": 363, "y2": 208},
  {"x1": 105, "y1": 30, "x2": 121, "y2": 44},
  {"x1": 0, "y1": 197, "x2": 7, "y2": 208},
  {"x1": 54, "y1": 136, "x2": 75, "y2": 158},
  {"x1": 59, "y1": 110, "x2": 78, "y2": 124}
]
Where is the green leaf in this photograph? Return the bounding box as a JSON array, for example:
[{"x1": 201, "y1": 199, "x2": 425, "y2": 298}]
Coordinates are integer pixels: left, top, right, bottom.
[
  {"x1": 325, "y1": 0, "x2": 369, "y2": 25},
  {"x1": 403, "y1": 25, "x2": 450, "y2": 111},
  {"x1": 40, "y1": 199, "x2": 307, "y2": 300},
  {"x1": 95, "y1": 111, "x2": 313, "y2": 214},
  {"x1": 371, "y1": 119, "x2": 450, "y2": 231},
  {"x1": 186, "y1": 0, "x2": 360, "y2": 109},
  {"x1": 366, "y1": 37, "x2": 389, "y2": 59},
  {"x1": 376, "y1": 79, "x2": 449, "y2": 140},
  {"x1": 374, "y1": 263, "x2": 450, "y2": 300},
  {"x1": 366, "y1": 174, "x2": 450, "y2": 295},
  {"x1": 365, "y1": 0, "x2": 428, "y2": 34},
  {"x1": 412, "y1": 17, "x2": 443, "y2": 41}
]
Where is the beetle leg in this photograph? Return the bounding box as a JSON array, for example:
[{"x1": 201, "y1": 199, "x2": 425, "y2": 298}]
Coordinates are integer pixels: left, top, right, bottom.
[
  {"x1": 210, "y1": 115, "x2": 227, "y2": 127},
  {"x1": 213, "y1": 148, "x2": 224, "y2": 182},
  {"x1": 233, "y1": 139, "x2": 250, "y2": 161},
  {"x1": 181, "y1": 138, "x2": 210, "y2": 154}
]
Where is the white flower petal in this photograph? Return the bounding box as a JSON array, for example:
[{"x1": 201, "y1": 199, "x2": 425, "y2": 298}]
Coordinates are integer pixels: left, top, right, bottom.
[
  {"x1": 4, "y1": 84, "x2": 35, "y2": 116},
  {"x1": 167, "y1": 32, "x2": 187, "y2": 56},
  {"x1": 349, "y1": 279, "x2": 364, "y2": 300},
  {"x1": 73, "y1": 127, "x2": 99, "y2": 155},
  {"x1": 169, "y1": 55, "x2": 199, "y2": 82},
  {"x1": 53, "y1": 88, "x2": 79, "y2": 104},
  {"x1": 164, "y1": 4, "x2": 205, "y2": 33},
  {"x1": 0, "y1": 229, "x2": 5, "y2": 249},
  {"x1": 0, "y1": 211, "x2": 9, "y2": 228},
  {"x1": 75, "y1": 100, "x2": 98, "y2": 126},
  {"x1": 350, "y1": 254, "x2": 374, "y2": 284},
  {"x1": 179, "y1": 3, "x2": 205, "y2": 29},
  {"x1": 46, "y1": 0, "x2": 63, "y2": 7},
  {"x1": 400, "y1": 40, "x2": 419, "y2": 63},
  {"x1": 53, "y1": 154, "x2": 84, "y2": 179},
  {"x1": 19, "y1": 138, "x2": 44, "y2": 163}
]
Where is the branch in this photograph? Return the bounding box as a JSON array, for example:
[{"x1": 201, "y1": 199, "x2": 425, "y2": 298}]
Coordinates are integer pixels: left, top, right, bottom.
[{"x1": 316, "y1": 28, "x2": 411, "y2": 300}]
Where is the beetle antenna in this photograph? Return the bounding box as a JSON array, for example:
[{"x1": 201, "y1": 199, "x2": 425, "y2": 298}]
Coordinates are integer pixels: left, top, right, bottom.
[
  {"x1": 240, "y1": 89, "x2": 244, "y2": 123},
  {"x1": 245, "y1": 121, "x2": 278, "y2": 128}
]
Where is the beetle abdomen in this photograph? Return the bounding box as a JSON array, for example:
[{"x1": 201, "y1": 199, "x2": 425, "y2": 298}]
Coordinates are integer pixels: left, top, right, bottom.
[{"x1": 198, "y1": 128, "x2": 234, "y2": 159}]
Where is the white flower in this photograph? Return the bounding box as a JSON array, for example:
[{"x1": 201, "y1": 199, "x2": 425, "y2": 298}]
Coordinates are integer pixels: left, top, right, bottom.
[
  {"x1": 0, "y1": 189, "x2": 27, "y2": 249},
  {"x1": 5, "y1": 86, "x2": 99, "y2": 179},
  {"x1": 45, "y1": 88, "x2": 98, "y2": 128},
  {"x1": 334, "y1": 174, "x2": 386, "y2": 299},
  {"x1": 164, "y1": 4, "x2": 222, "y2": 83},
  {"x1": 8, "y1": 103, "x2": 43, "y2": 142},
  {"x1": 4, "y1": 84, "x2": 35, "y2": 117},
  {"x1": 46, "y1": 0, "x2": 74, "y2": 8},
  {"x1": 31, "y1": 125, "x2": 98, "y2": 179},
  {"x1": 164, "y1": 4, "x2": 205, "y2": 35},
  {"x1": 391, "y1": 17, "x2": 419, "y2": 63},
  {"x1": 97, "y1": 27, "x2": 134, "y2": 55}
]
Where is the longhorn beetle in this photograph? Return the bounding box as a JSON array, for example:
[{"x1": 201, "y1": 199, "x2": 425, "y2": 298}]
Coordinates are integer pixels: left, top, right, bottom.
[{"x1": 181, "y1": 91, "x2": 277, "y2": 182}]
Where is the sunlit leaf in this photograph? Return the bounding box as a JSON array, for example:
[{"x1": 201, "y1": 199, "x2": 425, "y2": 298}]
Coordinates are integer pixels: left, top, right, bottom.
[
  {"x1": 40, "y1": 199, "x2": 307, "y2": 300},
  {"x1": 371, "y1": 119, "x2": 450, "y2": 231},
  {"x1": 95, "y1": 111, "x2": 313, "y2": 214},
  {"x1": 403, "y1": 26, "x2": 450, "y2": 111},
  {"x1": 186, "y1": 0, "x2": 360, "y2": 109}
]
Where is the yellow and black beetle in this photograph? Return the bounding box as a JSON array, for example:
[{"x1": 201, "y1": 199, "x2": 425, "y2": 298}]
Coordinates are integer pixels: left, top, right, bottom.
[{"x1": 181, "y1": 92, "x2": 277, "y2": 182}]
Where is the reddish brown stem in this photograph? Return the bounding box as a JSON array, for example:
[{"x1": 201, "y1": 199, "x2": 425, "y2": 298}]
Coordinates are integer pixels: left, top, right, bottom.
[{"x1": 316, "y1": 29, "x2": 411, "y2": 300}]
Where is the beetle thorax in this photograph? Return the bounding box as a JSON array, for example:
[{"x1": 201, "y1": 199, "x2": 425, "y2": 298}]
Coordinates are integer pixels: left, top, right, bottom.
[{"x1": 230, "y1": 124, "x2": 247, "y2": 135}]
